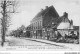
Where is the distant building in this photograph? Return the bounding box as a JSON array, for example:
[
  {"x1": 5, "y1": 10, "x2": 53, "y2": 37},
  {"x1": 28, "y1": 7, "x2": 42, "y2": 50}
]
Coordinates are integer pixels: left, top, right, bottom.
[
  {"x1": 25, "y1": 25, "x2": 31, "y2": 37},
  {"x1": 30, "y1": 5, "x2": 59, "y2": 39}
]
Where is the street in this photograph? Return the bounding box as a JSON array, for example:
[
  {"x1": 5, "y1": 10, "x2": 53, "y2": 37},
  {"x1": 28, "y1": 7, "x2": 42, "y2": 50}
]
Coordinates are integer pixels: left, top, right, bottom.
[{"x1": 0, "y1": 36, "x2": 80, "y2": 51}]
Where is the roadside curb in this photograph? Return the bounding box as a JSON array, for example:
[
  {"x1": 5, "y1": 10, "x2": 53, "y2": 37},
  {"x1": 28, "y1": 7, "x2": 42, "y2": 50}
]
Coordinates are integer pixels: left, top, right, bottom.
[{"x1": 21, "y1": 38, "x2": 69, "y2": 49}]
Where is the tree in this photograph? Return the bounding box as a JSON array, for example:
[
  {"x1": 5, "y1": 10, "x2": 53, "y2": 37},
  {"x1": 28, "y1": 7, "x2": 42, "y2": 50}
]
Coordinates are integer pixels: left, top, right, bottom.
[
  {"x1": 9, "y1": 25, "x2": 26, "y2": 38},
  {"x1": 0, "y1": 0, "x2": 18, "y2": 46},
  {"x1": 17, "y1": 25, "x2": 26, "y2": 37}
]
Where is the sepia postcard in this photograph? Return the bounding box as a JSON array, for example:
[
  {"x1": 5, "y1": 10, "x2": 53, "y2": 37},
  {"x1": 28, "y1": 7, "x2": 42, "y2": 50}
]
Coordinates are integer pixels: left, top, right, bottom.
[{"x1": 0, "y1": 0, "x2": 80, "y2": 52}]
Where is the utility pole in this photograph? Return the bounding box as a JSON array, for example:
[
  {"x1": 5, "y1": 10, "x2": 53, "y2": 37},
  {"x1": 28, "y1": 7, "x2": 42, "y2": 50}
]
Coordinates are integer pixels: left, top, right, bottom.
[{"x1": 0, "y1": 0, "x2": 18, "y2": 46}]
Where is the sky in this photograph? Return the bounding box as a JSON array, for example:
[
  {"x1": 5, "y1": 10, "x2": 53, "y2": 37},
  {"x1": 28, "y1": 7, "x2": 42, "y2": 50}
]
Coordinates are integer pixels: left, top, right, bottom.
[{"x1": 0, "y1": 0, "x2": 80, "y2": 31}]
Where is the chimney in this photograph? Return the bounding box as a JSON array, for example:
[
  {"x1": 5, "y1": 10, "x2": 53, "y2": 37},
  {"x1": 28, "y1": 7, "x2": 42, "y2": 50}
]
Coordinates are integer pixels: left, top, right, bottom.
[
  {"x1": 45, "y1": 6, "x2": 48, "y2": 9},
  {"x1": 63, "y1": 12, "x2": 68, "y2": 18},
  {"x1": 41, "y1": 9, "x2": 44, "y2": 11}
]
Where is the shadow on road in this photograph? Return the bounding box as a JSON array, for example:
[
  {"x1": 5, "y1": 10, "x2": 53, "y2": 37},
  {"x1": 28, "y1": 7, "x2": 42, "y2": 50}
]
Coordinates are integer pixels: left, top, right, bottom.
[{"x1": 25, "y1": 38, "x2": 69, "y2": 49}]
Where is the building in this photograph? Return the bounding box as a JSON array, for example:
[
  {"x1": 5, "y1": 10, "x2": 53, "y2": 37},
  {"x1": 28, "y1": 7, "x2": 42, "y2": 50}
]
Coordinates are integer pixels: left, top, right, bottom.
[
  {"x1": 43, "y1": 12, "x2": 74, "y2": 40},
  {"x1": 29, "y1": 5, "x2": 79, "y2": 43},
  {"x1": 57, "y1": 12, "x2": 79, "y2": 37},
  {"x1": 30, "y1": 5, "x2": 59, "y2": 39},
  {"x1": 57, "y1": 12, "x2": 73, "y2": 36},
  {"x1": 54, "y1": 12, "x2": 79, "y2": 44},
  {"x1": 25, "y1": 25, "x2": 31, "y2": 37}
]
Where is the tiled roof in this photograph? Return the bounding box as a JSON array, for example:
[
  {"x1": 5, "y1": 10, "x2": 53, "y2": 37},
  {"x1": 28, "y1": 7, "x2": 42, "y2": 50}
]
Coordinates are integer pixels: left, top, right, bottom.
[
  {"x1": 46, "y1": 14, "x2": 71, "y2": 28},
  {"x1": 31, "y1": 5, "x2": 59, "y2": 21}
]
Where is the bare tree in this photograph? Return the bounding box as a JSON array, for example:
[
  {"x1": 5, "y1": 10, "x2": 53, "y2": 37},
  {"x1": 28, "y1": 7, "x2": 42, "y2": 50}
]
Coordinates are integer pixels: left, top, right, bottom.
[{"x1": 0, "y1": 0, "x2": 18, "y2": 46}]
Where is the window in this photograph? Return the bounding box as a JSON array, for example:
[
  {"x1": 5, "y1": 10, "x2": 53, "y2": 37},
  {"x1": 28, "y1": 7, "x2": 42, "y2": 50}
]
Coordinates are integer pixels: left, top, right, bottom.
[
  {"x1": 40, "y1": 21, "x2": 42, "y2": 28},
  {"x1": 33, "y1": 23, "x2": 35, "y2": 29},
  {"x1": 36, "y1": 22, "x2": 37, "y2": 29},
  {"x1": 38, "y1": 22, "x2": 39, "y2": 29},
  {"x1": 40, "y1": 21, "x2": 42, "y2": 26}
]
